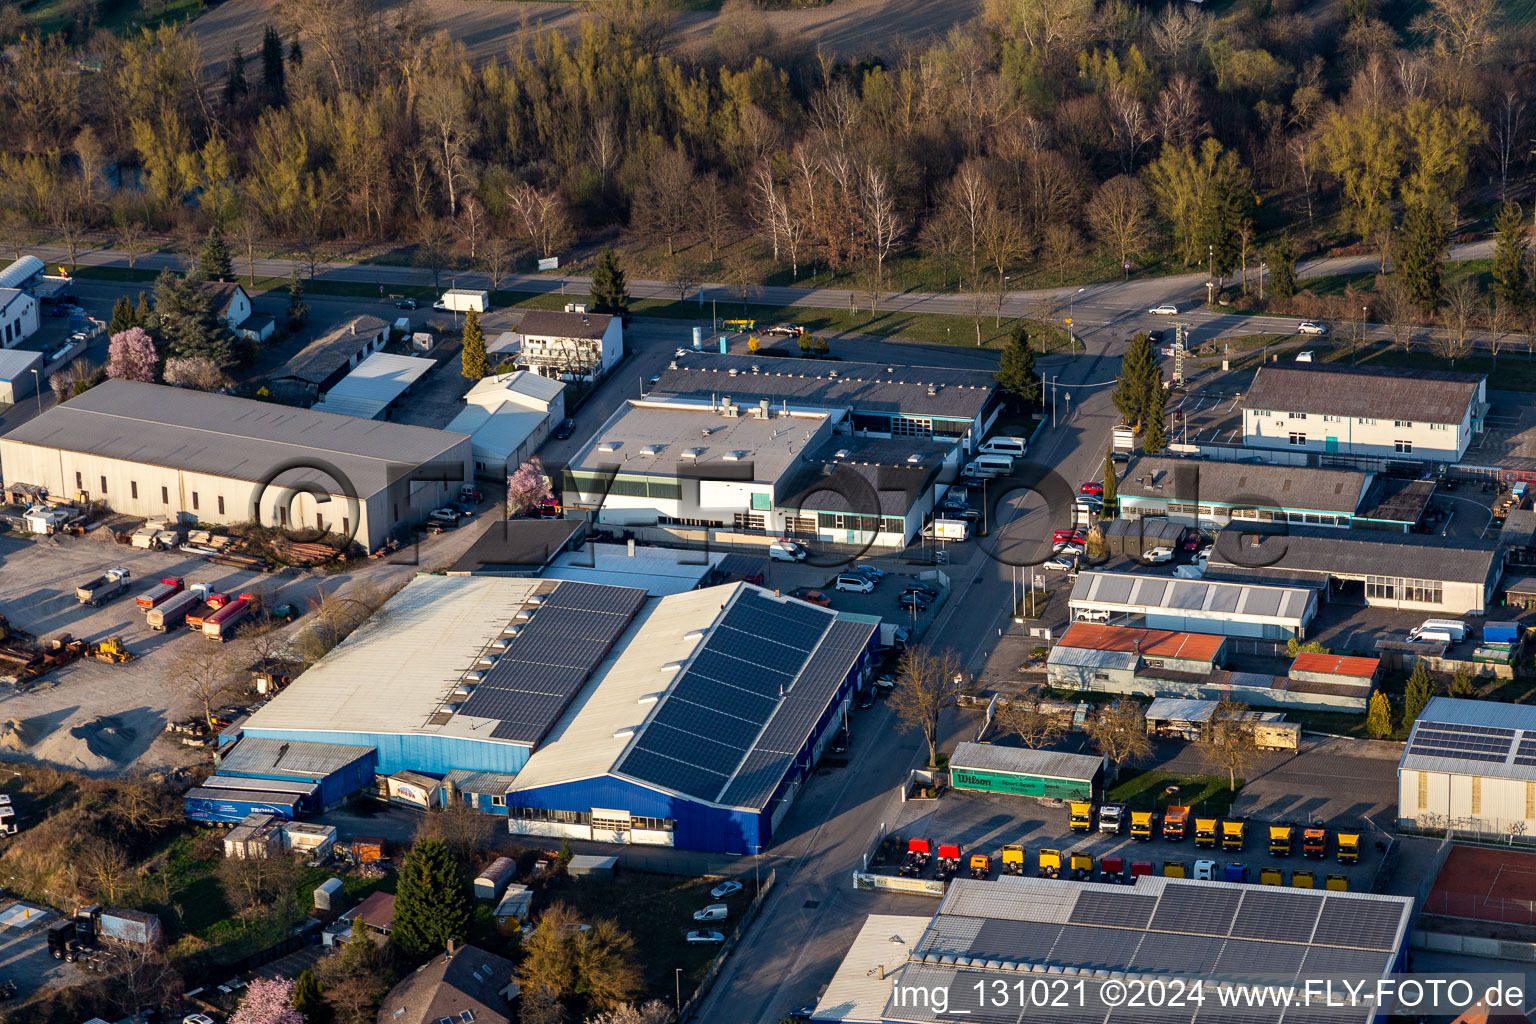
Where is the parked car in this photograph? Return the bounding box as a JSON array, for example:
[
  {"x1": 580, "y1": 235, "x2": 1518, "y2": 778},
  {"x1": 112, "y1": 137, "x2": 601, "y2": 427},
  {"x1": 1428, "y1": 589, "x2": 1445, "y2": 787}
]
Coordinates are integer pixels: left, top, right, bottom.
[
  {"x1": 1053, "y1": 529, "x2": 1085, "y2": 546},
  {"x1": 1058, "y1": 540, "x2": 1086, "y2": 555},
  {"x1": 1173, "y1": 564, "x2": 1204, "y2": 579},
  {"x1": 898, "y1": 592, "x2": 931, "y2": 611},
  {"x1": 552, "y1": 418, "x2": 576, "y2": 440},
  {"x1": 1149, "y1": 303, "x2": 1179, "y2": 315},
  {"x1": 850, "y1": 563, "x2": 885, "y2": 581},
  {"x1": 1079, "y1": 482, "x2": 1104, "y2": 496},
  {"x1": 787, "y1": 1006, "x2": 816, "y2": 1024},
  {"x1": 856, "y1": 689, "x2": 876, "y2": 709},
  {"x1": 1297, "y1": 321, "x2": 1328, "y2": 335},
  {"x1": 448, "y1": 500, "x2": 476, "y2": 516},
  {"x1": 792, "y1": 588, "x2": 832, "y2": 607},
  {"x1": 832, "y1": 729, "x2": 849, "y2": 754},
  {"x1": 693, "y1": 904, "x2": 729, "y2": 922},
  {"x1": 686, "y1": 931, "x2": 725, "y2": 945},
  {"x1": 1180, "y1": 529, "x2": 1204, "y2": 552},
  {"x1": 1144, "y1": 546, "x2": 1175, "y2": 564},
  {"x1": 904, "y1": 581, "x2": 940, "y2": 598},
  {"x1": 431, "y1": 299, "x2": 448, "y2": 311},
  {"x1": 395, "y1": 297, "x2": 420, "y2": 309},
  {"x1": 711, "y1": 880, "x2": 744, "y2": 899},
  {"x1": 835, "y1": 574, "x2": 875, "y2": 594},
  {"x1": 647, "y1": 374, "x2": 662, "y2": 387},
  {"x1": 1144, "y1": 329, "x2": 1164, "y2": 343},
  {"x1": 1045, "y1": 555, "x2": 1079, "y2": 573},
  {"x1": 427, "y1": 508, "x2": 461, "y2": 528}
]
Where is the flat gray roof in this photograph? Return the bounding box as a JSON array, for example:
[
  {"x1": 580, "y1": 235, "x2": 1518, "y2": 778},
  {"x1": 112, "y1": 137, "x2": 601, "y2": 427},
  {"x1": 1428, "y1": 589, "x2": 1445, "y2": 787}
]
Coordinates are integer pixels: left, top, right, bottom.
[
  {"x1": 0, "y1": 379, "x2": 470, "y2": 500},
  {"x1": 1119, "y1": 455, "x2": 1369, "y2": 515},
  {"x1": 1205, "y1": 527, "x2": 1499, "y2": 587},
  {"x1": 1400, "y1": 696, "x2": 1536, "y2": 783},
  {"x1": 950, "y1": 741, "x2": 1102, "y2": 782},
  {"x1": 311, "y1": 353, "x2": 435, "y2": 418},
  {"x1": 1244, "y1": 363, "x2": 1483, "y2": 425},
  {"x1": 652, "y1": 352, "x2": 996, "y2": 420},
  {"x1": 0, "y1": 346, "x2": 42, "y2": 382}
]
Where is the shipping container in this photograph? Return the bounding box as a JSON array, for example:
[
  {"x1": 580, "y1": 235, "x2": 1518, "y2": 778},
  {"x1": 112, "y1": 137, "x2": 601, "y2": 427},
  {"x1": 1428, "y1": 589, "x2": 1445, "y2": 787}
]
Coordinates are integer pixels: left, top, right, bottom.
[
  {"x1": 474, "y1": 856, "x2": 518, "y2": 900},
  {"x1": 1483, "y1": 621, "x2": 1521, "y2": 645},
  {"x1": 97, "y1": 908, "x2": 162, "y2": 950}
]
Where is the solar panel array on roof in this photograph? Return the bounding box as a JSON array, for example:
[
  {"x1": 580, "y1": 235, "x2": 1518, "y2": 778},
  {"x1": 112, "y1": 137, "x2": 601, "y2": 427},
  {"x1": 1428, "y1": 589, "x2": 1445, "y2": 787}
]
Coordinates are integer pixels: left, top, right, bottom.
[
  {"x1": 617, "y1": 589, "x2": 835, "y2": 803},
  {"x1": 458, "y1": 582, "x2": 645, "y2": 746},
  {"x1": 1407, "y1": 723, "x2": 1516, "y2": 764},
  {"x1": 1230, "y1": 890, "x2": 1322, "y2": 943},
  {"x1": 1515, "y1": 735, "x2": 1536, "y2": 767}
]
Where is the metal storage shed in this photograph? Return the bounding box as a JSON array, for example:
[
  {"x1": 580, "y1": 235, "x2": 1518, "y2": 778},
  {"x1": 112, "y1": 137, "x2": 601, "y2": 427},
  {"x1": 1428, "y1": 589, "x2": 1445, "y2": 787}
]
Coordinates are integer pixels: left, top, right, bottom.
[{"x1": 947, "y1": 742, "x2": 1105, "y2": 800}]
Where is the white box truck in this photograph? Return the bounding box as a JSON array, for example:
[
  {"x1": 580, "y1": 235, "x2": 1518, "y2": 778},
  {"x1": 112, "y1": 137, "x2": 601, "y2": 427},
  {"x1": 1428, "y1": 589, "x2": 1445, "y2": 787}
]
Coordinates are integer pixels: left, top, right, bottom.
[{"x1": 435, "y1": 289, "x2": 489, "y2": 313}]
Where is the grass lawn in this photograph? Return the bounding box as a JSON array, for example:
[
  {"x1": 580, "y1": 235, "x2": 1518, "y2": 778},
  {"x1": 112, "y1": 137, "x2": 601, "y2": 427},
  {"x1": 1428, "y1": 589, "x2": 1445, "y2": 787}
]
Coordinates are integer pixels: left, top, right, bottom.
[
  {"x1": 21, "y1": 0, "x2": 204, "y2": 37},
  {"x1": 543, "y1": 871, "x2": 755, "y2": 1001},
  {"x1": 1107, "y1": 768, "x2": 1242, "y2": 818}
]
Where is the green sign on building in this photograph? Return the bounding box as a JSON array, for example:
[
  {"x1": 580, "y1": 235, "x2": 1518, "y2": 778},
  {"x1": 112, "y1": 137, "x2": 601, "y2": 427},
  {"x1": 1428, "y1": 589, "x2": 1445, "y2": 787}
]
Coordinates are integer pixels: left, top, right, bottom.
[{"x1": 951, "y1": 768, "x2": 1091, "y2": 801}]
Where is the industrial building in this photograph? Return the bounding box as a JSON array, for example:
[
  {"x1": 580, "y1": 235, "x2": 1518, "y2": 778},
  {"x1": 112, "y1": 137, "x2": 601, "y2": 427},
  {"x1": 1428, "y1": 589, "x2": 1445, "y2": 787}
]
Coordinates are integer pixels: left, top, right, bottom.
[
  {"x1": 446, "y1": 370, "x2": 567, "y2": 479},
  {"x1": 0, "y1": 347, "x2": 42, "y2": 405},
  {"x1": 1205, "y1": 527, "x2": 1502, "y2": 616},
  {"x1": 0, "y1": 288, "x2": 39, "y2": 349},
  {"x1": 1398, "y1": 697, "x2": 1536, "y2": 838},
  {"x1": 948, "y1": 742, "x2": 1104, "y2": 800},
  {"x1": 514, "y1": 309, "x2": 622, "y2": 382},
  {"x1": 446, "y1": 519, "x2": 588, "y2": 576},
  {"x1": 1069, "y1": 571, "x2": 1316, "y2": 639},
  {"x1": 0, "y1": 379, "x2": 474, "y2": 552},
  {"x1": 1242, "y1": 363, "x2": 1485, "y2": 464},
  {"x1": 0, "y1": 255, "x2": 68, "y2": 299},
  {"x1": 812, "y1": 878, "x2": 1413, "y2": 1023},
  {"x1": 268, "y1": 314, "x2": 391, "y2": 404},
  {"x1": 650, "y1": 352, "x2": 1000, "y2": 452},
  {"x1": 236, "y1": 574, "x2": 877, "y2": 854},
  {"x1": 1115, "y1": 455, "x2": 1429, "y2": 531},
  {"x1": 564, "y1": 398, "x2": 953, "y2": 547},
  {"x1": 310, "y1": 353, "x2": 435, "y2": 420},
  {"x1": 1045, "y1": 622, "x2": 1372, "y2": 711}
]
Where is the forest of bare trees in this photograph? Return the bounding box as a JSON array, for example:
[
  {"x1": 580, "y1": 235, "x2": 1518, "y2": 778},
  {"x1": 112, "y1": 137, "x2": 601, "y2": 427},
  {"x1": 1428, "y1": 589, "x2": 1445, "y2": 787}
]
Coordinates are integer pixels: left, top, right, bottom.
[{"x1": 0, "y1": 0, "x2": 1528, "y2": 297}]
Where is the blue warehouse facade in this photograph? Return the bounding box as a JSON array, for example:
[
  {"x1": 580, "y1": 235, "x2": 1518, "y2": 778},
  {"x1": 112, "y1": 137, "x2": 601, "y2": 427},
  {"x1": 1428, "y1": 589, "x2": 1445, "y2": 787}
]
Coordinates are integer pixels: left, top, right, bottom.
[{"x1": 227, "y1": 576, "x2": 877, "y2": 855}]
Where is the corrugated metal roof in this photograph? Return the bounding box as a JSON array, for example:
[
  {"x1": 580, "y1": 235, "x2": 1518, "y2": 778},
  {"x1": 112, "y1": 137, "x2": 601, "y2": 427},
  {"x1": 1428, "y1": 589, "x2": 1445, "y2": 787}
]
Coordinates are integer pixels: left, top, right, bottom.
[
  {"x1": 949, "y1": 741, "x2": 1103, "y2": 782},
  {"x1": 1069, "y1": 571, "x2": 1315, "y2": 624},
  {"x1": 0, "y1": 255, "x2": 44, "y2": 288},
  {"x1": 1291, "y1": 652, "x2": 1379, "y2": 679},
  {"x1": 0, "y1": 346, "x2": 41, "y2": 382},
  {"x1": 1144, "y1": 697, "x2": 1218, "y2": 722},
  {"x1": 278, "y1": 315, "x2": 391, "y2": 384},
  {"x1": 1058, "y1": 623, "x2": 1225, "y2": 662},
  {"x1": 443, "y1": 769, "x2": 516, "y2": 795},
  {"x1": 0, "y1": 379, "x2": 470, "y2": 500},
  {"x1": 653, "y1": 353, "x2": 997, "y2": 420},
  {"x1": 1244, "y1": 363, "x2": 1483, "y2": 424},
  {"x1": 217, "y1": 737, "x2": 374, "y2": 779},
  {"x1": 462, "y1": 370, "x2": 565, "y2": 407},
  {"x1": 445, "y1": 403, "x2": 548, "y2": 462},
  {"x1": 1120, "y1": 455, "x2": 1369, "y2": 515},
  {"x1": 1400, "y1": 697, "x2": 1536, "y2": 783},
  {"x1": 811, "y1": 915, "x2": 931, "y2": 1022},
  {"x1": 311, "y1": 353, "x2": 434, "y2": 419},
  {"x1": 1046, "y1": 645, "x2": 1138, "y2": 671}
]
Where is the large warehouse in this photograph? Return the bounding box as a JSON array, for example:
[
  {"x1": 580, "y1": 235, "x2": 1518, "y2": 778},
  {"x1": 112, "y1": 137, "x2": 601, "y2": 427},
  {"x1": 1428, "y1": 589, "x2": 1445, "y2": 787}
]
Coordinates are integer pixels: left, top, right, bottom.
[
  {"x1": 1069, "y1": 571, "x2": 1317, "y2": 639},
  {"x1": 812, "y1": 877, "x2": 1414, "y2": 1023},
  {"x1": 1205, "y1": 527, "x2": 1503, "y2": 615},
  {"x1": 1398, "y1": 697, "x2": 1536, "y2": 838},
  {"x1": 0, "y1": 380, "x2": 473, "y2": 551},
  {"x1": 239, "y1": 575, "x2": 877, "y2": 854}
]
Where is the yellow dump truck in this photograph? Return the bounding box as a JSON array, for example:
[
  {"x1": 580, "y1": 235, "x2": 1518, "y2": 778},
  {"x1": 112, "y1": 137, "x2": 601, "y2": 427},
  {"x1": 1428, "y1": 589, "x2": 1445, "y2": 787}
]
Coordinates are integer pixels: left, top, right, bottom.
[
  {"x1": 1222, "y1": 820, "x2": 1246, "y2": 851},
  {"x1": 1291, "y1": 870, "x2": 1315, "y2": 888},
  {"x1": 1193, "y1": 818, "x2": 1218, "y2": 849},
  {"x1": 1269, "y1": 824, "x2": 1294, "y2": 856},
  {"x1": 1260, "y1": 867, "x2": 1283, "y2": 886},
  {"x1": 1325, "y1": 874, "x2": 1349, "y2": 891},
  {"x1": 1130, "y1": 811, "x2": 1155, "y2": 841},
  {"x1": 1336, "y1": 832, "x2": 1360, "y2": 864},
  {"x1": 1001, "y1": 845, "x2": 1025, "y2": 875},
  {"x1": 1038, "y1": 848, "x2": 1063, "y2": 879},
  {"x1": 1069, "y1": 802, "x2": 1094, "y2": 833}
]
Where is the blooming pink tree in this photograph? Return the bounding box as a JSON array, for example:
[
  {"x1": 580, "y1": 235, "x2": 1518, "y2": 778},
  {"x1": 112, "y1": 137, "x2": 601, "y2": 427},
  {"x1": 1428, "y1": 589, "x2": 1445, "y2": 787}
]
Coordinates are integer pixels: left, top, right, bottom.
[
  {"x1": 230, "y1": 976, "x2": 304, "y2": 1024},
  {"x1": 106, "y1": 327, "x2": 158, "y2": 383},
  {"x1": 506, "y1": 456, "x2": 553, "y2": 516}
]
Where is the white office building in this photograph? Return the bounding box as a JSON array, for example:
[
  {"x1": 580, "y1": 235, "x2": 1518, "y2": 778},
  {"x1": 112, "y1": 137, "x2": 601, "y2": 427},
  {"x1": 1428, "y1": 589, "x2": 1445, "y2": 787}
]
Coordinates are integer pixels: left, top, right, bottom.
[{"x1": 515, "y1": 310, "x2": 622, "y2": 382}]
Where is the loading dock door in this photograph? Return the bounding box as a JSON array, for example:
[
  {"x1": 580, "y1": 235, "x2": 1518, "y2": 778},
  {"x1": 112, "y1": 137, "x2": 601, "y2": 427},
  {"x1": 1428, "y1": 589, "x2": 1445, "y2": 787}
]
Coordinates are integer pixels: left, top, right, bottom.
[{"x1": 590, "y1": 808, "x2": 631, "y2": 844}]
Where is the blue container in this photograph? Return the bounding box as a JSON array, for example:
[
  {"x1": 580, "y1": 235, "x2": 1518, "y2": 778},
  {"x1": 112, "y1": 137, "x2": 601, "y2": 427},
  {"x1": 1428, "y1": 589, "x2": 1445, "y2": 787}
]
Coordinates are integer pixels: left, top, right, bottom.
[{"x1": 1484, "y1": 621, "x2": 1521, "y2": 645}]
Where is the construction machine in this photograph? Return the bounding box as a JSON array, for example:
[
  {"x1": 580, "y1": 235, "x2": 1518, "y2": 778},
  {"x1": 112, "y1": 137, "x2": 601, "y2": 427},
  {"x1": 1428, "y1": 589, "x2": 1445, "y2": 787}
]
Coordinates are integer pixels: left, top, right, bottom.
[
  {"x1": 969, "y1": 854, "x2": 991, "y2": 880},
  {"x1": 1069, "y1": 852, "x2": 1094, "y2": 881},
  {"x1": 89, "y1": 637, "x2": 133, "y2": 664}
]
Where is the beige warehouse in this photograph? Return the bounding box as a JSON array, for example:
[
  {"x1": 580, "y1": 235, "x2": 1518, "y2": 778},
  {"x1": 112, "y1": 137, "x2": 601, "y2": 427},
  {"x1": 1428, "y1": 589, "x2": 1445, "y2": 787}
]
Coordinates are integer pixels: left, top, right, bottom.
[
  {"x1": 1398, "y1": 697, "x2": 1536, "y2": 841},
  {"x1": 0, "y1": 380, "x2": 473, "y2": 552}
]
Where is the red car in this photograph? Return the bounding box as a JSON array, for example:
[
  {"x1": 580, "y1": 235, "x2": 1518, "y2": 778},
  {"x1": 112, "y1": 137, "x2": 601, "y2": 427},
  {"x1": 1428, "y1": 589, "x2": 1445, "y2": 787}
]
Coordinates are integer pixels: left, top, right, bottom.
[
  {"x1": 1079, "y1": 482, "x2": 1104, "y2": 496},
  {"x1": 792, "y1": 589, "x2": 832, "y2": 607},
  {"x1": 1053, "y1": 530, "x2": 1085, "y2": 545},
  {"x1": 1180, "y1": 528, "x2": 1203, "y2": 552}
]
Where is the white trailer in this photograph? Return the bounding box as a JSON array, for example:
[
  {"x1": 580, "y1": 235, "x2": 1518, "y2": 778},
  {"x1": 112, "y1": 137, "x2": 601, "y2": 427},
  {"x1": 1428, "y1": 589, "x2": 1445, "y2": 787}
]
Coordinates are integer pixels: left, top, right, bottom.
[{"x1": 436, "y1": 289, "x2": 489, "y2": 313}]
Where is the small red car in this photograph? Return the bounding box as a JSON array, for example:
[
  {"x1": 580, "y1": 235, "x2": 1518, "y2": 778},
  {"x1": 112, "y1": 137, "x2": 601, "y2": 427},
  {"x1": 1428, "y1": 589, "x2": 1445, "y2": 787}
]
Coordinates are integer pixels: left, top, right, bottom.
[
  {"x1": 1079, "y1": 482, "x2": 1104, "y2": 496},
  {"x1": 1053, "y1": 529, "x2": 1085, "y2": 545},
  {"x1": 1181, "y1": 529, "x2": 1203, "y2": 552},
  {"x1": 793, "y1": 589, "x2": 832, "y2": 607}
]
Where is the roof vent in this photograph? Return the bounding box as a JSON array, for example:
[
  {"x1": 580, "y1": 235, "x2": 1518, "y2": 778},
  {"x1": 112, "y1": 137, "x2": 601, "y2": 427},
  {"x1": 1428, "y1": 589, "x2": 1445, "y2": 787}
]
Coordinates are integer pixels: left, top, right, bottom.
[
  {"x1": 477, "y1": 655, "x2": 499, "y2": 666},
  {"x1": 661, "y1": 662, "x2": 683, "y2": 672},
  {"x1": 684, "y1": 629, "x2": 707, "y2": 640},
  {"x1": 640, "y1": 444, "x2": 662, "y2": 456},
  {"x1": 682, "y1": 447, "x2": 705, "y2": 460},
  {"x1": 907, "y1": 453, "x2": 921, "y2": 463},
  {"x1": 835, "y1": 449, "x2": 850, "y2": 459},
  {"x1": 752, "y1": 365, "x2": 761, "y2": 373},
  {"x1": 729, "y1": 368, "x2": 739, "y2": 377},
  {"x1": 490, "y1": 637, "x2": 511, "y2": 649},
  {"x1": 829, "y1": 370, "x2": 838, "y2": 378},
  {"x1": 598, "y1": 441, "x2": 621, "y2": 453},
  {"x1": 515, "y1": 608, "x2": 537, "y2": 620},
  {"x1": 613, "y1": 728, "x2": 635, "y2": 740},
  {"x1": 502, "y1": 624, "x2": 523, "y2": 637},
  {"x1": 464, "y1": 671, "x2": 485, "y2": 682},
  {"x1": 637, "y1": 693, "x2": 661, "y2": 705},
  {"x1": 722, "y1": 451, "x2": 748, "y2": 461},
  {"x1": 927, "y1": 385, "x2": 937, "y2": 396}
]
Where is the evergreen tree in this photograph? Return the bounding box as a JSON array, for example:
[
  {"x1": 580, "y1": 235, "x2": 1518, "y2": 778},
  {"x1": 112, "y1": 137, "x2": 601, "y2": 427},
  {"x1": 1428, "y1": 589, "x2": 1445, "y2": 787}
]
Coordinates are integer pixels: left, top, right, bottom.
[
  {"x1": 1492, "y1": 200, "x2": 1529, "y2": 312},
  {"x1": 109, "y1": 295, "x2": 136, "y2": 335},
  {"x1": 392, "y1": 838, "x2": 472, "y2": 957},
  {"x1": 590, "y1": 249, "x2": 631, "y2": 326},
  {"x1": 135, "y1": 291, "x2": 152, "y2": 325},
  {"x1": 1200, "y1": 174, "x2": 1254, "y2": 281},
  {"x1": 1404, "y1": 661, "x2": 1436, "y2": 725},
  {"x1": 222, "y1": 44, "x2": 248, "y2": 106},
  {"x1": 1365, "y1": 691, "x2": 1393, "y2": 738},
  {"x1": 461, "y1": 309, "x2": 488, "y2": 379},
  {"x1": 287, "y1": 38, "x2": 303, "y2": 68},
  {"x1": 291, "y1": 968, "x2": 322, "y2": 1022},
  {"x1": 197, "y1": 227, "x2": 234, "y2": 283},
  {"x1": 286, "y1": 277, "x2": 308, "y2": 331},
  {"x1": 153, "y1": 270, "x2": 234, "y2": 368},
  {"x1": 1448, "y1": 665, "x2": 1476, "y2": 697},
  {"x1": 260, "y1": 25, "x2": 286, "y2": 103},
  {"x1": 1102, "y1": 445, "x2": 1117, "y2": 507},
  {"x1": 1395, "y1": 203, "x2": 1447, "y2": 315},
  {"x1": 1112, "y1": 332, "x2": 1158, "y2": 430},
  {"x1": 994, "y1": 324, "x2": 1041, "y2": 409},
  {"x1": 1267, "y1": 235, "x2": 1298, "y2": 299},
  {"x1": 1142, "y1": 377, "x2": 1168, "y2": 453}
]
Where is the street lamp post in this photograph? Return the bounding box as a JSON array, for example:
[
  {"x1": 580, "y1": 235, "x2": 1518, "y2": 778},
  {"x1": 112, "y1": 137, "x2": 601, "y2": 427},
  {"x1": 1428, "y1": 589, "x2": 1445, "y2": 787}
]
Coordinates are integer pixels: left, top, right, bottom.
[
  {"x1": 676, "y1": 968, "x2": 684, "y2": 1015},
  {"x1": 1068, "y1": 287, "x2": 1085, "y2": 352},
  {"x1": 30, "y1": 368, "x2": 41, "y2": 415}
]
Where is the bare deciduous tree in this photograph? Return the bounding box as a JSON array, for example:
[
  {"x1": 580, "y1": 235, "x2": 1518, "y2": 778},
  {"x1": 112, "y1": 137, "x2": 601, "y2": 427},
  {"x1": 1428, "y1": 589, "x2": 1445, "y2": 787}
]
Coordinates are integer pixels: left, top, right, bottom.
[
  {"x1": 1084, "y1": 700, "x2": 1153, "y2": 773},
  {"x1": 506, "y1": 182, "x2": 573, "y2": 260},
  {"x1": 82, "y1": 839, "x2": 132, "y2": 902},
  {"x1": 1436, "y1": 277, "x2": 1479, "y2": 365},
  {"x1": 1377, "y1": 276, "x2": 1418, "y2": 352},
  {"x1": 631, "y1": 145, "x2": 696, "y2": 258},
  {"x1": 995, "y1": 690, "x2": 1066, "y2": 749},
  {"x1": 1195, "y1": 700, "x2": 1258, "y2": 790},
  {"x1": 888, "y1": 646, "x2": 969, "y2": 767},
  {"x1": 861, "y1": 164, "x2": 904, "y2": 311},
  {"x1": 454, "y1": 195, "x2": 486, "y2": 260},
  {"x1": 1087, "y1": 175, "x2": 1152, "y2": 273},
  {"x1": 694, "y1": 172, "x2": 732, "y2": 263},
  {"x1": 168, "y1": 640, "x2": 242, "y2": 728}
]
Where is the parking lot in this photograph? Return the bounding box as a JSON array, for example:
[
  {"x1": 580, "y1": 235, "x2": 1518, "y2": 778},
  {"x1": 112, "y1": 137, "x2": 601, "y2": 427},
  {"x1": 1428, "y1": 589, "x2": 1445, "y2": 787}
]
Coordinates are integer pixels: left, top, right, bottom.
[
  {"x1": 0, "y1": 901, "x2": 83, "y2": 1001},
  {"x1": 0, "y1": 506, "x2": 499, "y2": 774}
]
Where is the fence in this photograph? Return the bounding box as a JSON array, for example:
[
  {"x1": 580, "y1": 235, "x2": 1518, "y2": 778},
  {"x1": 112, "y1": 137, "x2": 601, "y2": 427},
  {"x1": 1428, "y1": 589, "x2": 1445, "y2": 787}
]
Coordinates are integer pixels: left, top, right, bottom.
[
  {"x1": 679, "y1": 868, "x2": 777, "y2": 1023},
  {"x1": 1421, "y1": 891, "x2": 1536, "y2": 926}
]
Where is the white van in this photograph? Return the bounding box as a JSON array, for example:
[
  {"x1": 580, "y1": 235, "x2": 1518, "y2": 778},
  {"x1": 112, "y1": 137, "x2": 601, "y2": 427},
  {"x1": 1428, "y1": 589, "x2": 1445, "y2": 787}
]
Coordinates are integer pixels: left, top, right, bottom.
[
  {"x1": 769, "y1": 540, "x2": 806, "y2": 562},
  {"x1": 979, "y1": 436, "x2": 1028, "y2": 458},
  {"x1": 693, "y1": 904, "x2": 729, "y2": 922},
  {"x1": 1408, "y1": 619, "x2": 1468, "y2": 643},
  {"x1": 962, "y1": 454, "x2": 1014, "y2": 478}
]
